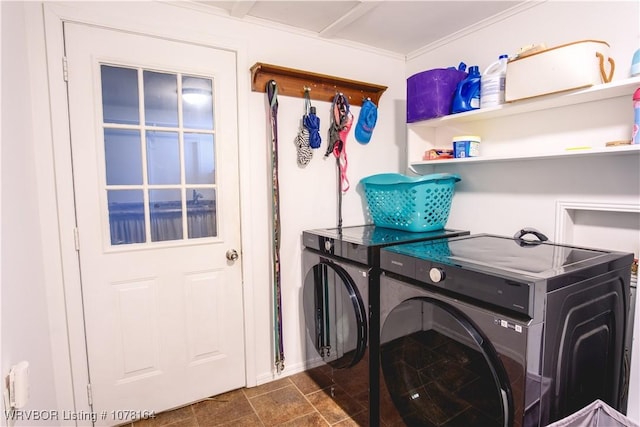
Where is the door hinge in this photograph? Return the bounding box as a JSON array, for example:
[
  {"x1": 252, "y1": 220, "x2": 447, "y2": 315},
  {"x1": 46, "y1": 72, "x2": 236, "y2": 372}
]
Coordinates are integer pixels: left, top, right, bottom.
[
  {"x1": 62, "y1": 56, "x2": 68, "y2": 82},
  {"x1": 87, "y1": 383, "x2": 93, "y2": 406},
  {"x1": 73, "y1": 227, "x2": 80, "y2": 251}
]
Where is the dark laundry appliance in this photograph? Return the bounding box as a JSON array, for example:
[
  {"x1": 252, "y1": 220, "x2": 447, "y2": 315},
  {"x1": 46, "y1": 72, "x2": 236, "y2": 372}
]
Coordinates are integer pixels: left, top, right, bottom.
[
  {"x1": 622, "y1": 258, "x2": 637, "y2": 415},
  {"x1": 378, "y1": 232, "x2": 634, "y2": 427},
  {"x1": 302, "y1": 225, "x2": 469, "y2": 425}
]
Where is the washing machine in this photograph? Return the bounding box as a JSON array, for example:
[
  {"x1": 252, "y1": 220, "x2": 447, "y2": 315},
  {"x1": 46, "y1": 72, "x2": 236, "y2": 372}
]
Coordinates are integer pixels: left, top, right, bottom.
[
  {"x1": 302, "y1": 225, "x2": 469, "y2": 425},
  {"x1": 378, "y1": 232, "x2": 634, "y2": 427}
]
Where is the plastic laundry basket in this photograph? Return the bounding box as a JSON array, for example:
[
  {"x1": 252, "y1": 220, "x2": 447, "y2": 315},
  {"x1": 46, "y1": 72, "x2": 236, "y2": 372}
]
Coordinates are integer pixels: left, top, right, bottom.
[
  {"x1": 359, "y1": 173, "x2": 461, "y2": 232},
  {"x1": 546, "y1": 400, "x2": 639, "y2": 427}
]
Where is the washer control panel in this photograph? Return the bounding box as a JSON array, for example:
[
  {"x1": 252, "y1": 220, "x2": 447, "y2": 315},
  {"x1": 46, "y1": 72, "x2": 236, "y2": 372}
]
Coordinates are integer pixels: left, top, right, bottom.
[{"x1": 380, "y1": 248, "x2": 533, "y2": 317}]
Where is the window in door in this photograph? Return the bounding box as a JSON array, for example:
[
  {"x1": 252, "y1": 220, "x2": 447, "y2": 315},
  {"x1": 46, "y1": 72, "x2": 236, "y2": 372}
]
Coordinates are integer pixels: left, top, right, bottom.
[{"x1": 101, "y1": 65, "x2": 217, "y2": 245}]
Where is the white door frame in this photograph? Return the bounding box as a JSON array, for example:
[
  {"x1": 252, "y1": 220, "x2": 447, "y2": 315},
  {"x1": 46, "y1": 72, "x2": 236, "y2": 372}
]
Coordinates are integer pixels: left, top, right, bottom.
[{"x1": 33, "y1": 2, "x2": 257, "y2": 417}]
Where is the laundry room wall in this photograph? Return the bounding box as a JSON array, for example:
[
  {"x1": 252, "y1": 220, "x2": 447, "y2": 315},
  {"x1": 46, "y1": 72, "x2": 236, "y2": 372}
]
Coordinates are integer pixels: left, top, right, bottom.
[
  {"x1": 220, "y1": 6, "x2": 409, "y2": 383},
  {"x1": 8, "y1": 0, "x2": 407, "y2": 417},
  {"x1": 405, "y1": 0, "x2": 640, "y2": 422},
  {"x1": 1, "y1": 1, "x2": 59, "y2": 422}
]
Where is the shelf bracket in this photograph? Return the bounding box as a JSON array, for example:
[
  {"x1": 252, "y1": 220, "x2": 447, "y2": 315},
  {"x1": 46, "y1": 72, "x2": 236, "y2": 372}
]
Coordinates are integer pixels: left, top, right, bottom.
[{"x1": 250, "y1": 62, "x2": 387, "y2": 107}]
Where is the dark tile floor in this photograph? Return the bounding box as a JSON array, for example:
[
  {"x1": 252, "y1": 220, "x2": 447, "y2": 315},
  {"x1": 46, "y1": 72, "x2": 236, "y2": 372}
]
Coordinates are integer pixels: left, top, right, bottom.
[
  {"x1": 122, "y1": 360, "x2": 403, "y2": 427},
  {"x1": 120, "y1": 330, "x2": 504, "y2": 426}
]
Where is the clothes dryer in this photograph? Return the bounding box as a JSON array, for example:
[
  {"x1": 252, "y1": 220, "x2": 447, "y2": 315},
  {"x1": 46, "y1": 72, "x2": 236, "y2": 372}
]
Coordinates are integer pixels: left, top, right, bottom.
[
  {"x1": 302, "y1": 225, "x2": 469, "y2": 425},
  {"x1": 378, "y1": 232, "x2": 634, "y2": 427}
]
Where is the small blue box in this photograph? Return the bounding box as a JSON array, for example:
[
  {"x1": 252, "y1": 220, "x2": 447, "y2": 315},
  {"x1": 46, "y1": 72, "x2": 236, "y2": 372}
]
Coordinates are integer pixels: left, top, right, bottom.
[{"x1": 452, "y1": 136, "x2": 480, "y2": 158}]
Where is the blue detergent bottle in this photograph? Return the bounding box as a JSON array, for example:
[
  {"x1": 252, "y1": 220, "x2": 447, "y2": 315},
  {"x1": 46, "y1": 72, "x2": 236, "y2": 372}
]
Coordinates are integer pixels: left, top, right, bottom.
[{"x1": 451, "y1": 65, "x2": 481, "y2": 113}]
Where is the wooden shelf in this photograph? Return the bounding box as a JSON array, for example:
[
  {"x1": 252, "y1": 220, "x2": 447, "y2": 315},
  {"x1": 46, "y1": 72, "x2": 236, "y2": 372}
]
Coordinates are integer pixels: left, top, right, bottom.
[{"x1": 250, "y1": 62, "x2": 387, "y2": 107}]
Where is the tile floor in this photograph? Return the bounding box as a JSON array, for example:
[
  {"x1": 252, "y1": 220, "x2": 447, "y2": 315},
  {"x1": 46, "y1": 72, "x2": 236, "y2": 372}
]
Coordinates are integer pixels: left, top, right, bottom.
[
  {"x1": 123, "y1": 361, "x2": 404, "y2": 427},
  {"x1": 119, "y1": 329, "x2": 511, "y2": 426}
]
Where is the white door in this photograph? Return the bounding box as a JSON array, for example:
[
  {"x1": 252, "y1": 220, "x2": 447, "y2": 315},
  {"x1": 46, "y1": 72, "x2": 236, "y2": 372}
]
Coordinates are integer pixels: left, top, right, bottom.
[{"x1": 64, "y1": 22, "x2": 245, "y2": 423}]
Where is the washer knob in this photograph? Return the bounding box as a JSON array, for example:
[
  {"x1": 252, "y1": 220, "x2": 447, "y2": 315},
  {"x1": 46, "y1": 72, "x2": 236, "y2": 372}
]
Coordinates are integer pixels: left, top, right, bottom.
[
  {"x1": 324, "y1": 240, "x2": 333, "y2": 251},
  {"x1": 429, "y1": 267, "x2": 445, "y2": 283}
]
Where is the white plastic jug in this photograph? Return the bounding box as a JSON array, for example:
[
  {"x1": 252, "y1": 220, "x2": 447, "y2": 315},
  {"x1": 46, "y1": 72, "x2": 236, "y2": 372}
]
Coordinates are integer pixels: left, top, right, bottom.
[{"x1": 480, "y1": 54, "x2": 508, "y2": 108}]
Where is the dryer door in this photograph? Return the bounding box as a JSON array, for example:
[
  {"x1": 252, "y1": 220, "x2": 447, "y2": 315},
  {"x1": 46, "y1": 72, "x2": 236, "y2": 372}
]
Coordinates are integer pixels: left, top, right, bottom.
[
  {"x1": 381, "y1": 297, "x2": 511, "y2": 427},
  {"x1": 303, "y1": 256, "x2": 368, "y2": 369}
]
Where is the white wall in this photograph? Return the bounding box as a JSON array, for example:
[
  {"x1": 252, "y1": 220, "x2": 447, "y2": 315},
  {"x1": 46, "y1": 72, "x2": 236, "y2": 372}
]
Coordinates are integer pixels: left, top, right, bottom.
[
  {"x1": 234, "y1": 7, "x2": 408, "y2": 383},
  {"x1": 1, "y1": 1, "x2": 58, "y2": 425},
  {"x1": 3, "y1": 1, "x2": 406, "y2": 422},
  {"x1": 407, "y1": 1, "x2": 639, "y2": 79}
]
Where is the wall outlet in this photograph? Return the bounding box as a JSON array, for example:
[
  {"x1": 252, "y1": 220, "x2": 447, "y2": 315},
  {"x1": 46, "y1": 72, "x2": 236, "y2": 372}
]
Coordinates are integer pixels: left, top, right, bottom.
[
  {"x1": 3, "y1": 387, "x2": 10, "y2": 411},
  {"x1": 8, "y1": 361, "x2": 29, "y2": 409}
]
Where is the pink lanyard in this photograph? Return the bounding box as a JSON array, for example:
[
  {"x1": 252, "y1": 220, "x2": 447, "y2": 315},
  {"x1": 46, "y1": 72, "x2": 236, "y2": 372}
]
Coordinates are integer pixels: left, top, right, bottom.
[{"x1": 326, "y1": 93, "x2": 353, "y2": 192}]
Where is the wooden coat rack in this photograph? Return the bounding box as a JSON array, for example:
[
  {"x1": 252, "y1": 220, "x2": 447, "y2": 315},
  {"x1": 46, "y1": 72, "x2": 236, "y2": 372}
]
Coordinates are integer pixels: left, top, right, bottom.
[{"x1": 250, "y1": 62, "x2": 387, "y2": 107}]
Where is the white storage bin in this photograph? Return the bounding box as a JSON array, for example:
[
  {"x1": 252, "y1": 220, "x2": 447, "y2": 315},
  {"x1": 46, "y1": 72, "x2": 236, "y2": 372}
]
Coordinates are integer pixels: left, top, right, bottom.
[{"x1": 505, "y1": 40, "x2": 615, "y2": 102}]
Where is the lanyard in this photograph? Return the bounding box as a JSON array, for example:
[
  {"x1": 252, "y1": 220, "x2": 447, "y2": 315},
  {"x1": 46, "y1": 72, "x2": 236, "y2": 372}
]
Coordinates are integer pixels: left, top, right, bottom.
[
  {"x1": 267, "y1": 80, "x2": 285, "y2": 373},
  {"x1": 326, "y1": 93, "x2": 352, "y2": 193}
]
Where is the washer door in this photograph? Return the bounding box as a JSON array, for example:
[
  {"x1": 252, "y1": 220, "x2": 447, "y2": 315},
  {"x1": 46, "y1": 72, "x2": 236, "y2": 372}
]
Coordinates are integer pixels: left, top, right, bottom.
[
  {"x1": 381, "y1": 297, "x2": 512, "y2": 427},
  {"x1": 303, "y1": 260, "x2": 368, "y2": 369}
]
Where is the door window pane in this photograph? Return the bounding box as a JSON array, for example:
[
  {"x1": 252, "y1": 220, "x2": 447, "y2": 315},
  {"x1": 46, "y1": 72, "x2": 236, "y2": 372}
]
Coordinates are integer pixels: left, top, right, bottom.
[
  {"x1": 101, "y1": 65, "x2": 139, "y2": 125},
  {"x1": 149, "y1": 189, "x2": 183, "y2": 242},
  {"x1": 101, "y1": 65, "x2": 218, "y2": 246},
  {"x1": 146, "y1": 131, "x2": 180, "y2": 185},
  {"x1": 184, "y1": 133, "x2": 215, "y2": 184},
  {"x1": 105, "y1": 129, "x2": 142, "y2": 185},
  {"x1": 108, "y1": 190, "x2": 145, "y2": 245},
  {"x1": 187, "y1": 188, "x2": 216, "y2": 238},
  {"x1": 144, "y1": 71, "x2": 178, "y2": 127},
  {"x1": 182, "y1": 76, "x2": 213, "y2": 130}
]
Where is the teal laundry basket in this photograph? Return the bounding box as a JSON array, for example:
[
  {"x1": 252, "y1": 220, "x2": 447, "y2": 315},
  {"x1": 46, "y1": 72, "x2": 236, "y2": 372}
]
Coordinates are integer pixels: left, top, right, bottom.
[{"x1": 360, "y1": 173, "x2": 461, "y2": 232}]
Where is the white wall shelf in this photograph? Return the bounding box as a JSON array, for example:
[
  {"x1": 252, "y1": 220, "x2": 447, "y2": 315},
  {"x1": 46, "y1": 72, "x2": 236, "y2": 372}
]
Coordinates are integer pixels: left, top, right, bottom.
[
  {"x1": 410, "y1": 144, "x2": 640, "y2": 173},
  {"x1": 408, "y1": 77, "x2": 640, "y2": 128},
  {"x1": 407, "y1": 76, "x2": 640, "y2": 174}
]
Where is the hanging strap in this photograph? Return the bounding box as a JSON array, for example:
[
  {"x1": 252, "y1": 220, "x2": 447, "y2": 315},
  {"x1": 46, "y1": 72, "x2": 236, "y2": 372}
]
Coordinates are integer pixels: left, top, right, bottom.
[
  {"x1": 334, "y1": 113, "x2": 352, "y2": 193},
  {"x1": 303, "y1": 90, "x2": 322, "y2": 150},
  {"x1": 267, "y1": 80, "x2": 285, "y2": 373},
  {"x1": 304, "y1": 88, "x2": 311, "y2": 115},
  {"x1": 328, "y1": 94, "x2": 352, "y2": 193},
  {"x1": 294, "y1": 88, "x2": 313, "y2": 166}
]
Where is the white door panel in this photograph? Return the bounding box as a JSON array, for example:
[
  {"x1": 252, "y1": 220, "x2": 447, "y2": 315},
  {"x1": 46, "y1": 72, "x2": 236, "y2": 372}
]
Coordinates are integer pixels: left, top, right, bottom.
[{"x1": 64, "y1": 22, "x2": 244, "y2": 424}]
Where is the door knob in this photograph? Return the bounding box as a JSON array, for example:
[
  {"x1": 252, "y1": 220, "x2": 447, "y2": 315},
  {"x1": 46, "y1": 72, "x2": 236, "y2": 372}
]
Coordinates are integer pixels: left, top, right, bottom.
[{"x1": 226, "y1": 249, "x2": 239, "y2": 261}]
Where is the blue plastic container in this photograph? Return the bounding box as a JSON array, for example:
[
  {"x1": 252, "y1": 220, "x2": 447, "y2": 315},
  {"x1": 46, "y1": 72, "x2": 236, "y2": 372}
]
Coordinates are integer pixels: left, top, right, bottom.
[
  {"x1": 452, "y1": 65, "x2": 481, "y2": 114},
  {"x1": 359, "y1": 173, "x2": 461, "y2": 232}
]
